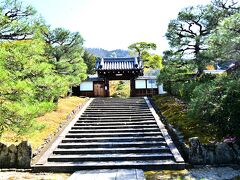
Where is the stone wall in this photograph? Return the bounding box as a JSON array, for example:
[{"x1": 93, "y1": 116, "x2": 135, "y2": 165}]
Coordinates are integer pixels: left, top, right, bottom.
[
  {"x1": 0, "y1": 141, "x2": 32, "y2": 168},
  {"x1": 189, "y1": 137, "x2": 240, "y2": 165}
]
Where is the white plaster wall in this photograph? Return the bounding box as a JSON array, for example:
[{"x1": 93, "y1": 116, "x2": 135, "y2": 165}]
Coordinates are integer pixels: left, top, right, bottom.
[
  {"x1": 135, "y1": 80, "x2": 146, "y2": 89},
  {"x1": 80, "y1": 81, "x2": 93, "y2": 91}
]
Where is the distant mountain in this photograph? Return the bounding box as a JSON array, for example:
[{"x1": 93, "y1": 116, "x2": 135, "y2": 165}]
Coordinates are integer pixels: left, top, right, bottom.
[{"x1": 86, "y1": 48, "x2": 130, "y2": 58}]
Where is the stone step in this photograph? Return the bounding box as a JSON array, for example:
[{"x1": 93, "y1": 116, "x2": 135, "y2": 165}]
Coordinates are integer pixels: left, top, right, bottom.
[
  {"x1": 69, "y1": 128, "x2": 160, "y2": 133},
  {"x1": 33, "y1": 160, "x2": 185, "y2": 172},
  {"x1": 74, "y1": 121, "x2": 156, "y2": 126},
  {"x1": 87, "y1": 107, "x2": 149, "y2": 110},
  {"x1": 62, "y1": 136, "x2": 164, "y2": 143},
  {"x1": 71, "y1": 124, "x2": 158, "y2": 129},
  {"x1": 33, "y1": 97, "x2": 185, "y2": 172},
  {"x1": 76, "y1": 119, "x2": 155, "y2": 123},
  {"x1": 48, "y1": 153, "x2": 174, "y2": 162},
  {"x1": 81, "y1": 113, "x2": 152, "y2": 116},
  {"x1": 91, "y1": 102, "x2": 146, "y2": 107},
  {"x1": 81, "y1": 113, "x2": 153, "y2": 116},
  {"x1": 53, "y1": 146, "x2": 170, "y2": 155},
  {"x1": 79, "y1": 116, "x2": 154, "y2": 119},
  {"x1": 88, "y1": 106, "x2": 149, "y2": 109},
  {"x1": 78, "y1": 117, "x2": 155, "y2": 121},
  {"x1": 57, "y1": 141, "x2": 167, "y2": 148},
  {"x1": 84, "y1": 109, "x2": 151, "y2": 112},
  {"x1": 65, "y1": 132, "x2": 162, "y2": 138}
]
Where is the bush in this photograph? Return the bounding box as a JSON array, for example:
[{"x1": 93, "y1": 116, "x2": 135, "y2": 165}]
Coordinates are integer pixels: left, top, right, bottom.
[
  {"x1": 165, "y1": 74, "x2": 217, "y2": 102},
  {"x1": 188, "y1": 72, "x2": 240, "y2": 137}
]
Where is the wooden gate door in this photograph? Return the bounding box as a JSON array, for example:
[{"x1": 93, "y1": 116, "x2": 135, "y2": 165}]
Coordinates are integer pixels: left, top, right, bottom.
[{"x1": 94, "y1": 82, "x2": 105, "y2": 97}]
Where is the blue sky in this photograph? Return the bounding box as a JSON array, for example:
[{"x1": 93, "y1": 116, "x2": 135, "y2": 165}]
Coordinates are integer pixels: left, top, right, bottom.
[{"x1": 23, "y1": 0, "x2": 211, "y2": 54}]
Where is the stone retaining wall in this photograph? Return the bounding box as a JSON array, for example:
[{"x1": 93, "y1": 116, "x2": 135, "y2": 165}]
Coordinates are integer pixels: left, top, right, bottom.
[
  {"x1": 0, "y1": 141, "x2": 31, "y2": 168},
  {"x1": 189, "y1": 137, "x2": 240, "y2": 165}
]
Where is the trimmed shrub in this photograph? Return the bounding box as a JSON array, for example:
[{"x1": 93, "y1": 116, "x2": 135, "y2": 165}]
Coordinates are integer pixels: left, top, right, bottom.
[{"x1": 188, "y1": 72, "x2": 240, "y2": 137}]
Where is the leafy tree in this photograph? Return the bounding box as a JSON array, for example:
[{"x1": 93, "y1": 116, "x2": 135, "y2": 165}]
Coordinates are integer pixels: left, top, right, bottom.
[
  {"x1": 165, "y1": 0, "x2": 239, "y2": 73},
  {"x1": 128, "y1": 42, "x2": 156, "y2": 57},
  {"x1": 43, "y1": 28, "x2": 87, "y2": 94},
  {"x1": 188, "y1": 71, "x2": 240, "y2": 137},
  {"x1": 0, "y1": 0, "x2": 87, "y2": 136},
  {"x1": 128, "y1": 42, "x2": 162, "y2": 69},
  {"x1": 207, "y1": 13, "x2": 240, "y2": 62},
  {"x1": 83, "y1": 50, "x2": 96, "y2": 74},
  {"x1": 0, "y1": 35, "x2": 65, "y2": 135},
  {"x1": 157, "y1": 60, "x2": 196, "y2": 84},
  {"x1": 142, "y1": 53, "x2": 163, "y2": 69},
  {"x1": 0, "y1": 0, "x2": 38, "y2": 40}
]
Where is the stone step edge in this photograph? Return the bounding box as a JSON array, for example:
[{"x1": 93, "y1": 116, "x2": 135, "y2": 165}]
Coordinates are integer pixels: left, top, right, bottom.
[
  {"x1": 63, "y1": 135, "x2": 164, "y2": 141},
  {"x1": 53, "y1": 146, "x2": 170, "y2": 152},
  {"x1": 144, "y1": 97, "x2": 185, "y2": 163},
  {"x1": 71, "y1": 125, "x2": 158, "y2": 129},
  {"x1": 32, "y1": 161, "x2": 185, "y2": 172},
  {"x1": 48, "y1": 153, "x2": 174, "y2": 161}
]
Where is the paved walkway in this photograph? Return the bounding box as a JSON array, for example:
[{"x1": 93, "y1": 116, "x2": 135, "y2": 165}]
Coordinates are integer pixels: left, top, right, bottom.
[{"x1": 68, "y1": 169, "x2": 145, "y2": 180}]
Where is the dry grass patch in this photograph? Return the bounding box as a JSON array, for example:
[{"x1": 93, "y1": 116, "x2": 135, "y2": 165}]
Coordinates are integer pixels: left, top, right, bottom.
[{"x1": 0, "y1": 96, "x2": 87, "y2": 151}]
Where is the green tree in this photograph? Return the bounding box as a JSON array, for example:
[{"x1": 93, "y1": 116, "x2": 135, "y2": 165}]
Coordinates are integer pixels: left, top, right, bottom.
[
  {"x1": 83, "y1": 50, "x2": 96, "y2": 74},
  {"x1": 43, "y1": 28, "x2": 87, "y2": 95},
  {"x1": 0, "y1": 0, "x2": 38, "y2": 40},
  {"x1": 143, "y1": 53, "x2": 163, "y2": 69},
  {"x1": 0, "y1": 35, "x2": 66, "y2": 135},
  {"x1": 207, "y1": 13, "x2": 240, "y2": 62},
  {"x1": 128, "y1": 42, "x2": 162, "y2": 69},
  {"x1": 128, "y1": 42, "x2": 156, "y2": 57},
  {"x1": 0, "y1": 0, "x2": 77, "y2": 136},
  {"x1": 165, "y1": 0, "x2": 239, "y2": 73},
  {"x1": 188, "y1": 71, "x2": 240, "y2": 137}
]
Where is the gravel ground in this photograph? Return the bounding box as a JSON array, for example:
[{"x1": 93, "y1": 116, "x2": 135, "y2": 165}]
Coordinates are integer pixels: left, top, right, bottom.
[
  {"x1": 0, "y1": 166, "x2": 240, "y2": 180},
  {"x1": 145, "y1": 166, "x2": 240, "y2": 180},
  {"x1": 189, "y1": 166, "x2": 240, "y2": 180}
]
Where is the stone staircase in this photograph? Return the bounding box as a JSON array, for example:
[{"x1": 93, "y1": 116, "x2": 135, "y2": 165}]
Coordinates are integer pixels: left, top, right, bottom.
[{"x1": 33, "y1": 97, "x2": 185, "y2": 172}]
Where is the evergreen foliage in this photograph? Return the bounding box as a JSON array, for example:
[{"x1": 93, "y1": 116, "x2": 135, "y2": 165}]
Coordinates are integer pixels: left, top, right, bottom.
[
  {"x1": 188, "y1": 72, "x2": 240, "y2": 137},
  {"x1": 164, "y1": 0, "x2": 239, "y2": 73},
  {"x1": 128, "y1": 42, "x2": 163, "y2": 69},
  {"x1": 207, "y1": 13, "x2": 240, "y2": 62},
  {"x1": 0, "y1": 0, "x2": 87, "y2": 136},
  {"x1": 158, "y1": 0, "x2": 240, "y2": 139},
  {"x1": 43, "y1": 28, "x2": 87, "y2": 91},
  {"x1": 83, "y1": 50, "x2": 96, "y2": 74}
]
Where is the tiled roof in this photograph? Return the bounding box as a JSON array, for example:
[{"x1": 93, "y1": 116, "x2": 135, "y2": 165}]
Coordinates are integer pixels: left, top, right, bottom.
[{"x1": 96, "y1": 57, "x2": 143, "y2": 70}]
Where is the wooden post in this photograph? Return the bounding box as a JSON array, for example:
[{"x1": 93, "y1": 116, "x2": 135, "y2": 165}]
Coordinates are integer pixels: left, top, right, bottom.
[
  {"x1": 145, "y1": 80, "x2": 148, "y2": 96},
  {"x1": 105, "y1": 78, "x2": 109, "y2": 97},
  {"x1": 130, "y1": 78, "x2": 135, "y2": 97}
]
